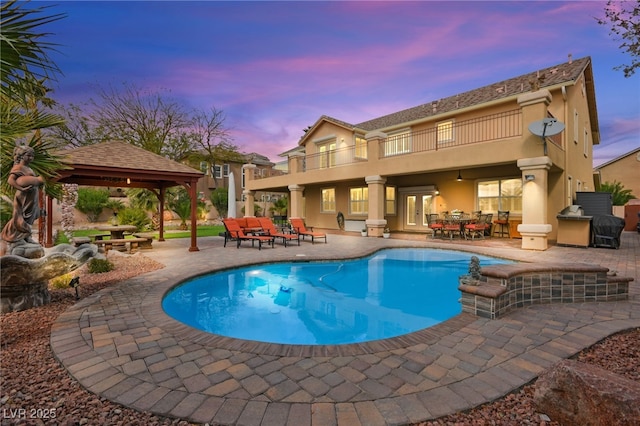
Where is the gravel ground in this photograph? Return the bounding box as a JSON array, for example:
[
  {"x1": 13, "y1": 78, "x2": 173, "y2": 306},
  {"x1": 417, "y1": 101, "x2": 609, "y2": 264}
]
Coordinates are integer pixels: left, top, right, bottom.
[{"x1": 1, "y1": 252, "x2": 638, "y2": 425}]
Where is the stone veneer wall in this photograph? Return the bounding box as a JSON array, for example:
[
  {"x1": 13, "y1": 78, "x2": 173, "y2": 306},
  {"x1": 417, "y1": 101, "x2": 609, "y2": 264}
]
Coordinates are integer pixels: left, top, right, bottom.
[{"x1": 458, "y1": 263, "x2": 632, "y2": 319}]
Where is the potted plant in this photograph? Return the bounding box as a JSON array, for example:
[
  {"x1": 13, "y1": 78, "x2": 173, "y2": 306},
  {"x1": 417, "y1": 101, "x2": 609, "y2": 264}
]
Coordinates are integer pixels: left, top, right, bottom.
[
  {"x1": 361, "y1": 228, "x2": 367, "y2": 237},
  {"x1": 383, "y1": 227, "x2": 391, "y2": 239}
]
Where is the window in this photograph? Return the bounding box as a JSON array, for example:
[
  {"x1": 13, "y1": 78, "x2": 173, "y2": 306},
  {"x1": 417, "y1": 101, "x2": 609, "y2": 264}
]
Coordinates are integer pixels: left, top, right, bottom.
[
  {"x1": 200, "y1": 161, "x2": 208, "y2": 174},
  {"x1": 319, "y1": 141, "x2": 336, "y2": 169},
  {"x1": 349, "y1": 187, "x2": 368, "y2": 215},
  {"x1": 385, "y1": 186, "x2": 396, "y2": 215},
  {"x1": 355, "y1": 136, "x2": 367, "y2": 159},
  {"x1": 384, "y1": 130, "x2": 410, "y2": 156},
  {"x1": 321, "y1": 188, "x2": 336, "y2": 212},
  {"x1": 573, "y1": 109, "x2": 579, "y2": 144},
  {"x1": 477, "y1": 178, "x2": 522, "y2": 214},
  {"x1": 436, "y1": 120, "x2": 454, "y2": 144},
  {"x1": 583, "y1": 128, "x2": 589, "y2": 157},
  {"x1": 213, "y1": 165, "x2": 222, "y2": 179},
  {"x1": 223, "y1": 164, "x2": 230, "y2": 177}
]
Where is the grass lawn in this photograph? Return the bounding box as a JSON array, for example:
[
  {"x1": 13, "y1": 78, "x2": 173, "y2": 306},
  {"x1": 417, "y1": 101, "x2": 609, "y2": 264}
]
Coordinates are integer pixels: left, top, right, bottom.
[{"x1": 56, "y1": 225, "x2": 224, "y2": 245}]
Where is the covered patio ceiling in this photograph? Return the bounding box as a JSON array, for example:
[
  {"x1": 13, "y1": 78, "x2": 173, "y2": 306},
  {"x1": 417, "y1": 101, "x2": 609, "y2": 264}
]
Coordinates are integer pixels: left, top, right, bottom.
[{"x1": 49, "y1": 141, "x2": 203, "y2": 252}]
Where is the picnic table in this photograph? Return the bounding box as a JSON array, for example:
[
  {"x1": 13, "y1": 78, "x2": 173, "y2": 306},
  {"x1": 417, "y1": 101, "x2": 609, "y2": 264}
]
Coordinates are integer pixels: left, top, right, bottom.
[
  {"x1": 95, "y1": 225, "x2": 137, "y2": 240},
  {"x1": 94, "y1": 225, "x2": 137, "y2": 252}
]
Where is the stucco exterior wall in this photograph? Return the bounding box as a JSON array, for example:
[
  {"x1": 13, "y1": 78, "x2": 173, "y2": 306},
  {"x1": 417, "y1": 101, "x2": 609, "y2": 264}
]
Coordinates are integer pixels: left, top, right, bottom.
[
  {"x1": 596, "y1": 150, "x2": 640, "y2": 200},
  {"x1": 247, "y1": 58, "x2": 600, "y2": 248}
]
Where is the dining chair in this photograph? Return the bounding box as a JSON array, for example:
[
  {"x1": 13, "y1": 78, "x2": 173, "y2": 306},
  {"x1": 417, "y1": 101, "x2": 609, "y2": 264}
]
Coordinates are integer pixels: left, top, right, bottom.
[
  {"x1": 443, "y1": 215, "x2": 462, "y2": 240},
  {"x1": 464, "y1": 214, "x2": 489, "y2": 240},
  {"x1": 426, "y1": 213, "x2": 444, "y2": 239},
  {"x1": 484, "y1": 213, "x2": 493, "y2": 236},
  {"x1": 492, "y1": 211, "x2": 511, "y2": 238}
]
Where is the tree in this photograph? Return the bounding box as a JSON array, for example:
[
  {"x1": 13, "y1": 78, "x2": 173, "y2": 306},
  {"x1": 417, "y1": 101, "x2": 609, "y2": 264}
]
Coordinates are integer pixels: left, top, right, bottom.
[
  {"x1": 188, "y1": 107, "x2": 244, "y2": 187},
  {"x1": 210, "y1": 187, "x2": 228, "y2": 218},
  {"x1": 89, "y1": 83, "x2": 193, "y2": 160},
  {"x1": 1, "y1": 0, "x2": 67, "y2": 196},
  {"x1": 75, "y1": 187, "x2": 110, "y2": 222},
  {"x1": 597, "y1": 0, "x2": 640, "y2": 77},
  {"x1": 48, "y1": 102, "x2": 110, "y2": 149},
  {"x1": 168, "y1": 187, "x2": 206, "y2": 230},
  {"x1": 269, "y1": 197, "x2": 288, "y2": 216},
  {"x1": 126, "y1": 188, "x2": 161, "y2": 230},
  {"x1": 598, "y1": 180, "x2": 636, "y2": 205}
]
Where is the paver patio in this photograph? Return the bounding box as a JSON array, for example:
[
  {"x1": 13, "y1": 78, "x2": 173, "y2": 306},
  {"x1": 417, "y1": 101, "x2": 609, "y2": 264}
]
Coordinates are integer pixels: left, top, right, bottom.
[{"x1": 51, "y1": 231, "x2": 639, "y2": 425}]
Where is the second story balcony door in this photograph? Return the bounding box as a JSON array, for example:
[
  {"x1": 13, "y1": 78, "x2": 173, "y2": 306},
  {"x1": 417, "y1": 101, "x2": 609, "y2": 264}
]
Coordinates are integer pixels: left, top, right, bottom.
[{"x1": 403, "y1": 193, "x2": 434, "y2": 232}]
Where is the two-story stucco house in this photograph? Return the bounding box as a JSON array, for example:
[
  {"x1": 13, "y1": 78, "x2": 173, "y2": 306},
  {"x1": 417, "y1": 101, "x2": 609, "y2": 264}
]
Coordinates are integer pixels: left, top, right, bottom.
[{"x1": 243, "y1": 55, "x2": 600, "y2": 250}]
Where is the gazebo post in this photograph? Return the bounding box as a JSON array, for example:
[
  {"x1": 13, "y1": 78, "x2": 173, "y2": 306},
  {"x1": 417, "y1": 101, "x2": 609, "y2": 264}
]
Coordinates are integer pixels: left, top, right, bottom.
[
  {"x1": 158, "y1": 187, "x2": 165, "y2": 242},
  {"x1": 188, "y1": 179, "x2": 199, "y2": 252},
  {"x1": 45, "y1": 194, "x2": 53, "y2": 247}
]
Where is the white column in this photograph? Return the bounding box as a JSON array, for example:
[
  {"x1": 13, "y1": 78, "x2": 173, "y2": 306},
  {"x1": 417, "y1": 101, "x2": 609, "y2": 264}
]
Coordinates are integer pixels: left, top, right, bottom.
[
  {"x1": 365, "y1": 175, "x2": 386, "y2": 237},
  {"x1": 288, "y1": 184, "x2": 305, "y2": 219},
  {"x1": 517, "y1": 156, "x2": 553, "y2": 250}
]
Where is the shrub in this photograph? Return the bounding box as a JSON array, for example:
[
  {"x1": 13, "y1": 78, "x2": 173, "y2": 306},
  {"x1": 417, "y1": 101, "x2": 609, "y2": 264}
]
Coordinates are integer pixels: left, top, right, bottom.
[
  {"x1": 50, "y1": 273, "x2": 75, "y2": 289},
  {"x1": 598, "y1": 180, "x2": 636, "y2": 206},
  {"x1": 168, "y1": 188, "x2": 207, "y2": 229},
  {"x1": 210, "y1": 187, "x2": 228, "y2": 218},
  {"x1": 117, "y1": 207, "x2": 151, "y2": 231},
  {"x1": 87, "y1": 258, "x2": 114, "y2": 274},
  {"x1": 76, "y1": 188, "x2": 110, "y2": 222}
]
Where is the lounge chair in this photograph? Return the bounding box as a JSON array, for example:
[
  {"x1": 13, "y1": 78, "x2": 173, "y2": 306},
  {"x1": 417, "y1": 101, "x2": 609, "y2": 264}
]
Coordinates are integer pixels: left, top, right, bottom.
[
  {"x1": 222, "y1": 218, "x2": 274, "y2": 250},
  {"x1": 289, "y1": 218, "x2": 327, "y2": 243},
  {"x1": 257, "y1": 217, "x2": 300, "y2": 247}
]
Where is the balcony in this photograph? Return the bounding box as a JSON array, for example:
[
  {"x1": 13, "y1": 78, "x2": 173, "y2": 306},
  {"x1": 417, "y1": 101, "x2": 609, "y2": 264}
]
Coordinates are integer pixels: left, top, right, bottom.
[
  {"x1": 379, "y1": 109, "x2": 523, "y2": 158},
  {"x1": 303, "y1": 109, "x2": 524, "y2": 172}
]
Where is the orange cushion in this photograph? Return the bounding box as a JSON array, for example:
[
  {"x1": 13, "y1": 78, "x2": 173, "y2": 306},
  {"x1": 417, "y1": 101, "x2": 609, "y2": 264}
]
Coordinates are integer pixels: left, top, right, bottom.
[{"x1": 245, "y1": 217, "x2": 261, "y2": 228}]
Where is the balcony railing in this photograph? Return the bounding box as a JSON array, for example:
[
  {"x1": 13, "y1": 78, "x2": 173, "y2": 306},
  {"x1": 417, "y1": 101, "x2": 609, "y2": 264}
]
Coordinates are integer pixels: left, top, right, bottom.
[
  {"x1": 304, "y1": 145, "x2": 367, "y2": 172},
  {"x1": 295, "y1": 108, "x2": 524, "y2": 172},
  {"x1": 380, "y1": 109, "x2": 522, "y2": 158}
]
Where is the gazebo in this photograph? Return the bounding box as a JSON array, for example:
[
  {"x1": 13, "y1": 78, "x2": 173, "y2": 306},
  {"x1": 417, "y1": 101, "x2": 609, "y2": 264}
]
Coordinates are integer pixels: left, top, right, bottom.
[{"x1": 48, "y1": 141, "x2": 204, "y2": 252}]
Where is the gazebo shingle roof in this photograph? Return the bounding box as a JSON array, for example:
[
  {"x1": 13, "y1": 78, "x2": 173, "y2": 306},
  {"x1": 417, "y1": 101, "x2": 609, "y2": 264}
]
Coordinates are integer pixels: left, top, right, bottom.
[{"x1": 60, "y1": 140, "x2": 202, "y2": 176}]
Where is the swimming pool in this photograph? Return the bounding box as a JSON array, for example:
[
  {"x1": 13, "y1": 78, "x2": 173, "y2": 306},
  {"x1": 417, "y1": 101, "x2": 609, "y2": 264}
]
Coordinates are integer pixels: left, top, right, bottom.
[{"x1": 162, "y1": 248, "x2": 510, "y2": 345}]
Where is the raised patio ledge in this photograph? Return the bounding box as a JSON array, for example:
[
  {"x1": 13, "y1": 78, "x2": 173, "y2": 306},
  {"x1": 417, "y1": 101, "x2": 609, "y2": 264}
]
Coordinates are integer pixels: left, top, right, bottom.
[{"x1": 459, "y1": 262, "x2": 634, "y2": 319}]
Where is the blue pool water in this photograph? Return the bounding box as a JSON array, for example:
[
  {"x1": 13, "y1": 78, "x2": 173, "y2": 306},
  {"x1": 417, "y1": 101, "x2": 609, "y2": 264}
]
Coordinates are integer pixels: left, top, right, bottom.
[{"x1": 162, "y1": 248, "x2": 510, "y2": 345}]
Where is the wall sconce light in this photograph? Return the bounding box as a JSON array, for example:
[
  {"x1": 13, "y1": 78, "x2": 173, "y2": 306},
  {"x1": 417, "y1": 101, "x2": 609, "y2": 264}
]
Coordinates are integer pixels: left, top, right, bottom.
[
  {"x1": 456, "y1": 170, "x2": 463, "y2": 182},
  {"x1": 524, "y1": 174, "x2": 535, "y2": 182},
  {"x1": 435, "y1": 189, "x2": 440, "y2": 195},
  {"x1": 126, "y1": 178, "x2": 131, "y2": 185}
]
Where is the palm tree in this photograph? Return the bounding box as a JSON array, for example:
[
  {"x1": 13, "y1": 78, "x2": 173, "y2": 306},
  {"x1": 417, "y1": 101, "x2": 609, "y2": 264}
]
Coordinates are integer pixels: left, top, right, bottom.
[
  {"x1": 1, "y1": 0, "x2": 67, "y2": 196},
  {"x1": 126, "y1": 188, "x2": 161, "y2": 230}
]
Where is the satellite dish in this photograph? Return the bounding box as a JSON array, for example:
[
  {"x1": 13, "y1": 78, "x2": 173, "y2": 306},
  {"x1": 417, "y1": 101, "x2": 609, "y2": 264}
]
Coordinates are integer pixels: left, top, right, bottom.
[
  {"x1": 528, "y1": 118, "x2": 565, "y2": 137},
  {"x1": 528, "y1": 118, "x2": 565, "y2": 155}
]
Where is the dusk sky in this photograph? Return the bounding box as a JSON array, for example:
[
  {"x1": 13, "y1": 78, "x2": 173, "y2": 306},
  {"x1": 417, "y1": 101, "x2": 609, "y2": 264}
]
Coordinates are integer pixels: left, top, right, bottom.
[{"x1": 40, "y1": 1, "x2": 639, "y2": 166}]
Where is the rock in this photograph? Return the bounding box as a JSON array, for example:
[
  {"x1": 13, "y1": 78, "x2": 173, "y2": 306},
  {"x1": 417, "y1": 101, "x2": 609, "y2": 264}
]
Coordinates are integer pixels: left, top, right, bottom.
[
  {"x1": 2, "y1": 240, "x2": 45, "y2": 258},
  {"x1": 533, "y1": 359, "x2": 640, "y2": 426},
  {"x1": 0, "y1": 243, "x2": 98, "y2": 312}
]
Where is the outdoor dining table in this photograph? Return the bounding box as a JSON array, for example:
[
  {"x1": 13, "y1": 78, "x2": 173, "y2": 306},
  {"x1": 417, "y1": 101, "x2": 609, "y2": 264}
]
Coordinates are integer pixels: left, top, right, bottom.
[
  {"x1": 95, "y1": 224, "x2": 137, "y2": 240},
  {"x1": 443, "y1": 215, "x2": 473, "y2": 239}
]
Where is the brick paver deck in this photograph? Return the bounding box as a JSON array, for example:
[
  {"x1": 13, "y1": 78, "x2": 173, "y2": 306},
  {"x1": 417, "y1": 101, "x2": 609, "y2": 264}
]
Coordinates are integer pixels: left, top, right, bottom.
[{"x1": 51, "y1": 231, "x2": 639, "y2": 425}]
